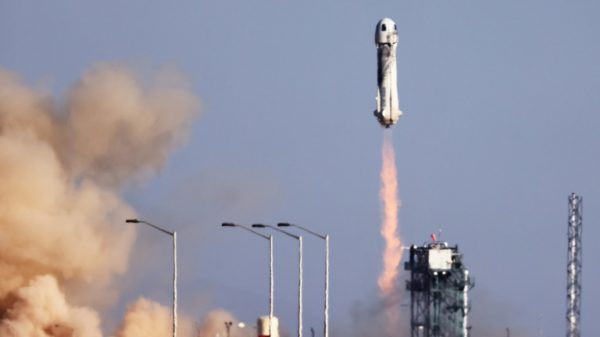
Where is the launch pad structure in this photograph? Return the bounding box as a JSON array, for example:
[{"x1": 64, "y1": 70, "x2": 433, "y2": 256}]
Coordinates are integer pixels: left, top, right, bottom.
[{"x1": 405, "y1": 242, "x2": 473, "y2": 337}]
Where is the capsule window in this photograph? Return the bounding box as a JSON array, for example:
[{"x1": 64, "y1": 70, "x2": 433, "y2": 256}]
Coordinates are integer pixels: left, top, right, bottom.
[
  {"x1": 394, "y1": 24, "x2": 397, "y2": 30},
  {"x1": 381, "y1": 24, "x2": 387, "y2": 31}
]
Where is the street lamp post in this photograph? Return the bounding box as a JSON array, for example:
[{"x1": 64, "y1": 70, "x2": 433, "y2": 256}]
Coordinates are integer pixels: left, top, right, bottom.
[
  {"x1": 225, "y1": 321, "x2": 233, "y2": 337},
  {"x1": 253, "y1": 224, "x2": 303, "y2": 337},
  {"x1": 126, "y1": 219, "x2": 178, "y2": 337},
  {"x1": 222, "y1": 223, "x2": 274, "y2": 337},
  {"x1": 278, "y1": 223, "x2": 328, "y2": 337}
]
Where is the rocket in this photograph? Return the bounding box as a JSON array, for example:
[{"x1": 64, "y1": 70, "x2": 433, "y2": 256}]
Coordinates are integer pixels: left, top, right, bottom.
[{"x1": 374, "y1": 18, "x2": 402, "y2": 128}]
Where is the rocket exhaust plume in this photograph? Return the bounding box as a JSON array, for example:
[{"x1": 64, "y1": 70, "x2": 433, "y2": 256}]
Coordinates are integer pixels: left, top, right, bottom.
[{"x1": 377, "y1": 133, "x2": 403, "y2": 337}]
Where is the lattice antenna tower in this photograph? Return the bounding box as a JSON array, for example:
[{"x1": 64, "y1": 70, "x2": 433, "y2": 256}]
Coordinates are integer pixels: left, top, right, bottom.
[{"x1": 567, "y1": 193, "x2": 582, "y2": 337}]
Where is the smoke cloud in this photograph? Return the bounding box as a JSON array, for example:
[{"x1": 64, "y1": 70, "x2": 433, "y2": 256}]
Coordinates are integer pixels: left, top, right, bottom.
[
  {"x1": 114, "y1": 298, "x2": 195, "y2": 337},
  {"x1": 64, "y1": 64, "x2": 198, "y2": 187},
  {"x1": 348, "y1": 290, "x2": 409, "y2": 337},
  {"x1": 0, "y1": 64, "x2": 199, "y2": 336},
  {"x1": 0, "y1": 275, "x2": 102, "y2": 337}
]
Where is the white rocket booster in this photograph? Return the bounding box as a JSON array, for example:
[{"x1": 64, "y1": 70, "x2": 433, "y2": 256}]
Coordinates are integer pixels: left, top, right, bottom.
[{"x1": 374, "y1": 18, "x2": 402, "y2": 128}]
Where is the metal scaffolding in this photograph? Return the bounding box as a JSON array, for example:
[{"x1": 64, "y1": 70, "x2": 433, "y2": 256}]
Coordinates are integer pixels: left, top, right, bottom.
[
  {"x1": 567, "y1": 193, "x2": 582, "y2": 337},
  {"x1": 405, "y1": 242, "x2": 473, "y2": 337}
]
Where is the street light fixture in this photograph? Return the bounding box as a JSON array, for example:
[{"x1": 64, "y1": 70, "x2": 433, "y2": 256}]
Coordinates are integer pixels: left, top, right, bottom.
[
  {"x1": 277, "y1": 223, "x2": 329, "y2": 337},
  {"x1": 126, "y1": 218, "x2": 178, "y2": 337},
  {"x1": 253, "y1": 224, "x2": 303, "y2": 337},
  {"x1": 221, "y1": 223, "x2": 274, "y2": 337},
  {"x1": 225, "y1": 321, "x2": 233, "y2": 337}
]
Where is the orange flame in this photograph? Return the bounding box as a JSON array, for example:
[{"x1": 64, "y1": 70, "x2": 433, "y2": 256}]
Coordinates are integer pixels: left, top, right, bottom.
[{"x1": 378, "y1": 133, "x2": 402, "y2": 336}]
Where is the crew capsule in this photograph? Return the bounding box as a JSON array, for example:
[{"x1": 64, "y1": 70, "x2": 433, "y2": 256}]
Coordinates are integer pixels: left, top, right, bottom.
[{"x1": 374, "y1": 18, "x2": 402, "y2": 128}]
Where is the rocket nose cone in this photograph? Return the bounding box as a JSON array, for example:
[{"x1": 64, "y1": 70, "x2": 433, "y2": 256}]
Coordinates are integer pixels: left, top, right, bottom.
[{"x1": 378, "y1": 17, "x2": 396, "y2": 26}]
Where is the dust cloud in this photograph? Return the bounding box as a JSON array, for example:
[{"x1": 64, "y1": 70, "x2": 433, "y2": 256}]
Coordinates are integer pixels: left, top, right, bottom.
[{"x1": 0, "y1": 64, "x2": 198, "y2": 336}]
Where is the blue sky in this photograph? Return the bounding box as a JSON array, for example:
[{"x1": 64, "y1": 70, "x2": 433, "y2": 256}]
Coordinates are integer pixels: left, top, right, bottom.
[{"x1": 2, "y1": 1, "x2": 600, "y2": 337}]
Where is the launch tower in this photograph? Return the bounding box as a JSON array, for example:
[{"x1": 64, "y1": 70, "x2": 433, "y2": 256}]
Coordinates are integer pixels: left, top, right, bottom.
[{"x1": 405, "y1": 241, "x2": 473, "y2": 337}]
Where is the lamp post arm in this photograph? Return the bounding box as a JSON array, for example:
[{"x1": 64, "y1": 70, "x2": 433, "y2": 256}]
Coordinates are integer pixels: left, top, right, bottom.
[
  {"x1": 137, "y1": 220, "x2": 175, "y2": 236},
  {"x1": 288, "y1": 224, "x2": 326, "y2": 240},
  {"x1": 265, "y1": 225, "x2": 300, "y2": 240},
  {"x1": 236, "y1": 225, "x2": 271, "y2": 240}
]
